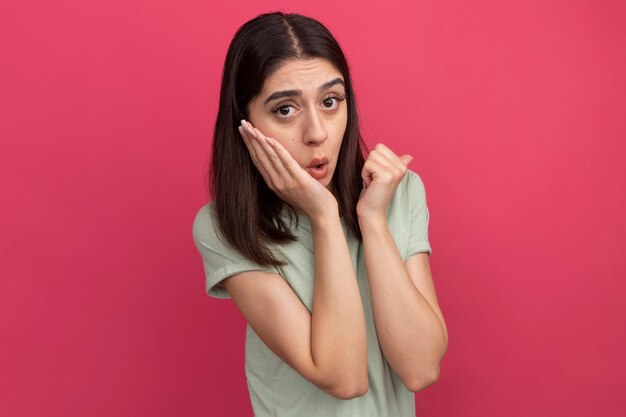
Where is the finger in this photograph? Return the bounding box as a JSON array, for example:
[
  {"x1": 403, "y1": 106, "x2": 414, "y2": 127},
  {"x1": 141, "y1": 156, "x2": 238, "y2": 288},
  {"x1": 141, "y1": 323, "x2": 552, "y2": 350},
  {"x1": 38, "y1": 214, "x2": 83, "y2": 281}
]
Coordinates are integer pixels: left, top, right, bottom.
[
  {"x1": 372, "y1": 143, "x2": 410, "y2": 170},
  {"x1": 361, "y1": 158, "x2": 385, "y2": 188},
  {"x1": 238, "y1": 125, "x2": 276, "y2": 188},
  {"x1": 365, "y1": 146, "x2": 410, "y2": 186},
  {"x1": 399, "y1": 154, "x2": 413, "y2": 166},
  {"x1": 370, "y1": 146, "x2": 412, "y2": 179},
  {"x1": 261, "y1": 135, "x2": 306, "y2": 180},
  {"x1": 242, "y1": 121, "x2": 290, "y2": 185},
  {"x1": 247, "y1": 132, "x2": 283, "y2": 187},
  {"x1": 367, "y1": 149, "x2": 403, "y2": 180},
  {"x1": 257, "y1": 136, "x2": 294, "y2": 186},
  {"x1": 368, "y1": 148, "x2": 396, "y2": 169},
  {"x1": 372, "y1": 143, "x2": 398, "y2": 163},
  {"x1": 238, "y1": 125, "x2": 262, "y2": 170},
  {"x1": 240, "y1": 120, "x2": 268, "y2": 163}
]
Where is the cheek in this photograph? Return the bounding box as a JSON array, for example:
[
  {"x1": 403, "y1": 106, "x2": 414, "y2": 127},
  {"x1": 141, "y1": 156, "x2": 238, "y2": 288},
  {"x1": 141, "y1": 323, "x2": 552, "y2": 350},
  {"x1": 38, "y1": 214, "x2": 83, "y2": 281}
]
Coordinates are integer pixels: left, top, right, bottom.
[
  {"x1": 271, "y1": 133, "x2": 295, "y2": 148},
  {"x1": 264, "y1": 123, "x2": 296, "y2": 146},
  {"x1": 331, "y1": 127, "x2": 346, "y2": 152},
  {"x1": 330, "y1": 114, "x2": 347, "y2": 140},
  {"x1": 264, "y1": 122, "x2": 297, "y2": 143},
  {"x1": 273, "y1": 138, "x2": 301, "y2": 162}
]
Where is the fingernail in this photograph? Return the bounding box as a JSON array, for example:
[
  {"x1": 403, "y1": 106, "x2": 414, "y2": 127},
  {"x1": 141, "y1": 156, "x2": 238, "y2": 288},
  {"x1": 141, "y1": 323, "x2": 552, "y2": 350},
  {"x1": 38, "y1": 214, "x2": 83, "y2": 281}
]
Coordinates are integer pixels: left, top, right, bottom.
[
  {"x1": 245, "y1": 125, "x2": 257, "y2": 138},
  {"x1": 265, "y1": 137, "x2": 275, "y2": 146}
]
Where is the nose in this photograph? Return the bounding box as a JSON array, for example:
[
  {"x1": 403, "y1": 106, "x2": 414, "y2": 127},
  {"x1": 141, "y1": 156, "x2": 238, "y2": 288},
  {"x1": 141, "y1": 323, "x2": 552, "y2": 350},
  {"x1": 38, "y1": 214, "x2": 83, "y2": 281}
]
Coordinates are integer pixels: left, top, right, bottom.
[{"x1": 302, "y1": 109, "x2": 328, "y2": 145}]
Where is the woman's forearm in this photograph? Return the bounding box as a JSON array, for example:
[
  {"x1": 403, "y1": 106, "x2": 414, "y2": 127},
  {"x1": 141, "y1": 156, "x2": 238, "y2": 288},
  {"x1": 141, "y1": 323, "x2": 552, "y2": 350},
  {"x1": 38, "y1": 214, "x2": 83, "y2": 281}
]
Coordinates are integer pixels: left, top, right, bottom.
[
  {"x1": 359, "y1": 215, "x2": 447, "y2": 391},
  {"x1": 309, "y1": 209, "x2": 368, "y2": 397}
]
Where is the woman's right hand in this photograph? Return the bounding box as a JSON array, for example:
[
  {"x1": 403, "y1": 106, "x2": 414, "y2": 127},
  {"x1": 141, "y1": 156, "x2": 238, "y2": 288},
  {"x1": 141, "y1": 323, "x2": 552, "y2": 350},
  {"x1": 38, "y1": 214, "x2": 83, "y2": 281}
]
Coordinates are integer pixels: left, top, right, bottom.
[{"x1": 238, "y1": 119, "x2": 338, "y2": 221}]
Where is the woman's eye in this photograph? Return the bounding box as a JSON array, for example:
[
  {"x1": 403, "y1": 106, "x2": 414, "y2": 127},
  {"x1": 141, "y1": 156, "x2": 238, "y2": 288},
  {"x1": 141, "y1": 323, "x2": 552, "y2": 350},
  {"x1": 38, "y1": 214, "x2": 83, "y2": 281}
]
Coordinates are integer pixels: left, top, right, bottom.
[
  {"x1": 322, "y1": 95, "x2": 345, "y2": 110},
  {"x1": 272, "y1": 95, "x2": 345, "y2": 119},
  {"x1": 272, "y1": 104, "x2": 296, "y2": 118},
  {"x1": 322, "y1": 97, "x2": 338, "y2": 109}
]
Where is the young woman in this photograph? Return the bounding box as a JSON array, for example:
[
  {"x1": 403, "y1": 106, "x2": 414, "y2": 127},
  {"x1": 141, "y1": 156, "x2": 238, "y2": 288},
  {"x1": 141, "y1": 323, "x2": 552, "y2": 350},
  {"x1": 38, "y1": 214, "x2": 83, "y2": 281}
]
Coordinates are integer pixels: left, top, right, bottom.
[{"x1": 192, "y1": 11, "x2": 448, "y2": 417}]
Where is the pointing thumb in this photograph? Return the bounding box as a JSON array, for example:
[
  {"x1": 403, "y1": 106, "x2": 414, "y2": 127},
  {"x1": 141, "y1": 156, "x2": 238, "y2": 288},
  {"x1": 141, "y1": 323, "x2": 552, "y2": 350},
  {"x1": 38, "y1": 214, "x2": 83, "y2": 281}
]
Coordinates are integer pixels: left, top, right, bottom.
[{"x1": 401, "y1": 155, "x2": 414, "y2": 165}]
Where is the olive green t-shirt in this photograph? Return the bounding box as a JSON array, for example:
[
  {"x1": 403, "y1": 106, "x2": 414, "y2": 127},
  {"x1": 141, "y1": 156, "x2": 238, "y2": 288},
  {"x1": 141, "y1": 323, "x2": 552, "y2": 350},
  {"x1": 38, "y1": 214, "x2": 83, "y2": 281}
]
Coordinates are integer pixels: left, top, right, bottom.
[{"x1": 192, "y1": 169, "x2": 432, "y2": 417}]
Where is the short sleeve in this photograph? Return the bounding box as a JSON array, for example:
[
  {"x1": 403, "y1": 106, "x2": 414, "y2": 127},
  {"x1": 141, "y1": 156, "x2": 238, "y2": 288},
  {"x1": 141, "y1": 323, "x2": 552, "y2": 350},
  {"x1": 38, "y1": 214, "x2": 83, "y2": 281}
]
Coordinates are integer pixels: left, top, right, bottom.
[
  {"x1": 192, "y1": 204, "x2": 279, "y2": 299},
  {"x1": 405, "y1": 171, "x2": 433, "y2": 258}
]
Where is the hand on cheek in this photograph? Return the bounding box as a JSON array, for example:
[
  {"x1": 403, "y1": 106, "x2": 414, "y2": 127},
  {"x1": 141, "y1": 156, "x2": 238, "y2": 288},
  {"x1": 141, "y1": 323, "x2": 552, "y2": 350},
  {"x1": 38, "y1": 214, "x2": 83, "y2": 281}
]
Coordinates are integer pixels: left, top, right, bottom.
[{"x1": 238, "y1": 120, "x2": 338, "y2": 220}]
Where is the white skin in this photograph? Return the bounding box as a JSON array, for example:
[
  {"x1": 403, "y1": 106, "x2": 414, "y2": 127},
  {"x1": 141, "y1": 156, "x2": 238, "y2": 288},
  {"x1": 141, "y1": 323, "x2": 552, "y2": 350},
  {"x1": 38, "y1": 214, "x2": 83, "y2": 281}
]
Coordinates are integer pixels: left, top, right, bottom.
[
  {"x1": 238, "y1": 57, "x2": 413, "y2": 222},
  {"x1": 232, "y1": 58, "x2": 448, "y2": 394}
]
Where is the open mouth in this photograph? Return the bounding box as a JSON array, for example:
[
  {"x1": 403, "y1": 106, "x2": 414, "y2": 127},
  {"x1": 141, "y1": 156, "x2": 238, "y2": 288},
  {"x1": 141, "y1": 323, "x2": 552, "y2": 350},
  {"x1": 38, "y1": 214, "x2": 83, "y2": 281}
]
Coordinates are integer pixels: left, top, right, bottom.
[{"x1": 307, "y1": 163, "x2": 328, "y2": 179}]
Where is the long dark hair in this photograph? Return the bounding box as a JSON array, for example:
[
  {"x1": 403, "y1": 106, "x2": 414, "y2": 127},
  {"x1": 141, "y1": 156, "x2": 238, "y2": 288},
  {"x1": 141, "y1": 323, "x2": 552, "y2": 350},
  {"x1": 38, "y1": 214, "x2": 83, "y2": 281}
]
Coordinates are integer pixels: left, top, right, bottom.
[{"x1": 208, "y1": 11, "x2": 368, "y2": 267}]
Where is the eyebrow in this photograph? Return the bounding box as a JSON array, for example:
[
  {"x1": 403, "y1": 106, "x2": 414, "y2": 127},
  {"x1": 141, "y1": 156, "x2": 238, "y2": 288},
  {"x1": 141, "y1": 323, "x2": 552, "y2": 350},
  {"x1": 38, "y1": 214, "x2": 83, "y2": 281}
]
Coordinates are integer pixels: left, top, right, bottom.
[{"x1": 263, "y1": 77, "x2": 345, "y2": 105}]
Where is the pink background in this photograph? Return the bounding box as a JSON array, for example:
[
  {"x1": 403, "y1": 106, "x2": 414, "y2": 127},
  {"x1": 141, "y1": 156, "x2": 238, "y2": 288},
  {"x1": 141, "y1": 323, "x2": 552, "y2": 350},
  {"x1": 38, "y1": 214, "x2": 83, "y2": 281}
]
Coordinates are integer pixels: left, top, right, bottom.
[{"x1": 2, "y1": 0, "x2": 625, "y2": 416}]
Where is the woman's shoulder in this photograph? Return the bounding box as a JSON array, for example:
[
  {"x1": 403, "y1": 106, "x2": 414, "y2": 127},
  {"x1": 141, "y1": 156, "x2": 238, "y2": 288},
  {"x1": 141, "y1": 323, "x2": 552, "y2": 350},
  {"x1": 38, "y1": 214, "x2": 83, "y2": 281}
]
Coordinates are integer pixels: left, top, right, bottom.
[
  {"x1": 386, "y1": 168, "x2": 428, "y2": 222},
  {"x1": 193, "y1": 201, "x2": 214, "y2": 217},
  {"x1": 405, "y1": 168, "x2": 425, "y2": 187},
  {"x1": 394, "y1": 168, "x2": 426, "y2": 201},
  {"x1": 192, "y1": 202, "x2": 220, "y2": 243},
  {"x1": 192, "y1": 201, "x2": 257, "y2": 266}
]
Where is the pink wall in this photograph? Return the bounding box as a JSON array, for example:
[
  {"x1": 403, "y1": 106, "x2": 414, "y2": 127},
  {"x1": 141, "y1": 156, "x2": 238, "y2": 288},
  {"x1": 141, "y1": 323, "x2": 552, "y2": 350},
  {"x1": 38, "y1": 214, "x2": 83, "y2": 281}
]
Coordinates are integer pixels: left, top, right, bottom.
[{"x1": 2, "y1": 0, "x2": 625, "y2": 416}]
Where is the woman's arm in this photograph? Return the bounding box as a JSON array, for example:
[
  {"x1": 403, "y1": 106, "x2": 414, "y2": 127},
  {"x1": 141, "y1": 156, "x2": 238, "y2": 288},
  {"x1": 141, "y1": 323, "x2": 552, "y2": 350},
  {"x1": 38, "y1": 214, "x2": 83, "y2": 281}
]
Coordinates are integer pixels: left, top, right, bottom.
[
  {"x1": 310, "y1": 208, "x2": 369, "y2": 395},
  {"x1": 355, "y1": 143, "x2": 447, "y2": 392},
  {"x1": 359, "y1": 215, "x2": 447, "y2": 392},
  {"x1": 223, "y1": 206, "x2": 368, "y2": 399},
  {"x1": 224, "y1": 121, "x2": 368, "y2": 398}
]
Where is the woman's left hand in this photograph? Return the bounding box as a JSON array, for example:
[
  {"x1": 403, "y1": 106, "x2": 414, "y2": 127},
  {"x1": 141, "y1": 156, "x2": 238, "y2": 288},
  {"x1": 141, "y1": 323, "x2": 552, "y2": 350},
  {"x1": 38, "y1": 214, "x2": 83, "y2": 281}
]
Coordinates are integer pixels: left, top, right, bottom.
[{"x1": 356, "y1": 143, "x2": 413, "y2": 220}]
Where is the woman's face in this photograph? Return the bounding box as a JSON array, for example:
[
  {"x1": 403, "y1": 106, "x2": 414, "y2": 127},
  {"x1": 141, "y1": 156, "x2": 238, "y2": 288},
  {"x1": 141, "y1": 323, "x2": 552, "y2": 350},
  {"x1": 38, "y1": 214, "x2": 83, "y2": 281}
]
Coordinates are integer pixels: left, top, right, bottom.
[{"x1": 247, "y1": 57, "x2": 348, "y2": 192}]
